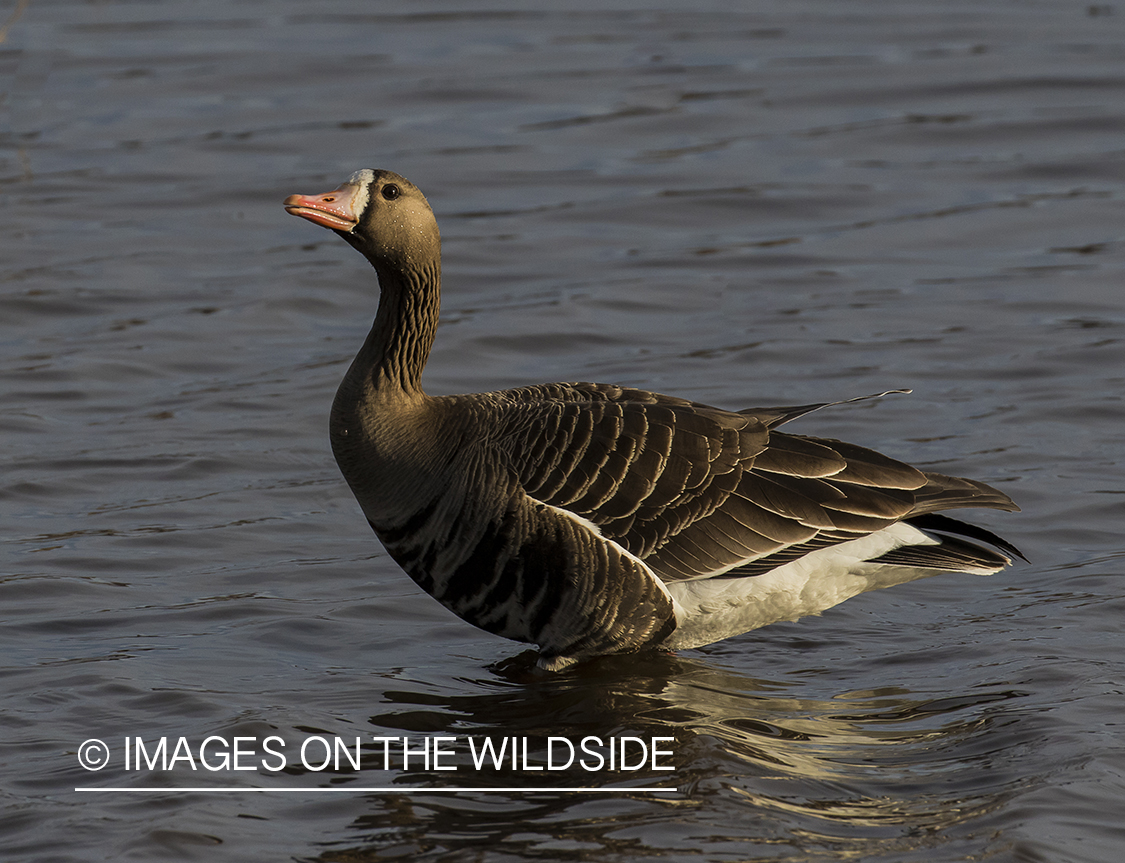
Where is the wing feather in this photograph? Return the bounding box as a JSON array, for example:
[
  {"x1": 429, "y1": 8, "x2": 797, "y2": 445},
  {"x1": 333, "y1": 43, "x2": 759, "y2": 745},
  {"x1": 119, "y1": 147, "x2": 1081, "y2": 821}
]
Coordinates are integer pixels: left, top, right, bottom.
[
  {"x1": 489, "y1": 383, "x2": 1017, "y2": 585},
  {"x1": 751, "y1": 435, "x2": 847, "y2": 478}
]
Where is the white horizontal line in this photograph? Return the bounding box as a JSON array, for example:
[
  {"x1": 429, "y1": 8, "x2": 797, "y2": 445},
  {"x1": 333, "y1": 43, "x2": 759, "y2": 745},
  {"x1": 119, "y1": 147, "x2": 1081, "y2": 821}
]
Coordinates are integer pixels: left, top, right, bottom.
[{"x1": 75, "y1": 786, "x2": 679, "y2": 794}]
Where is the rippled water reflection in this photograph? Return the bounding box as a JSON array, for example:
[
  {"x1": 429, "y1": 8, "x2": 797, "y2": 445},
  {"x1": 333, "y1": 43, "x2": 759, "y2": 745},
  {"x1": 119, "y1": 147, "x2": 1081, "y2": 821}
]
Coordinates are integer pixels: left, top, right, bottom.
[{"x1": 4, "y1": 1, "x2": 1125, "y2": 861}]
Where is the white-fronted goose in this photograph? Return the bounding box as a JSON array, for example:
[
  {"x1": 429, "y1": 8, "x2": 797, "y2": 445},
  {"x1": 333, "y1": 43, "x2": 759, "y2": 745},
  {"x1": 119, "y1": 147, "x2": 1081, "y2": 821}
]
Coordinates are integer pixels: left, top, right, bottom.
[{"x1": 284, "y1": 169, "x2": 1022, "y2": 671}]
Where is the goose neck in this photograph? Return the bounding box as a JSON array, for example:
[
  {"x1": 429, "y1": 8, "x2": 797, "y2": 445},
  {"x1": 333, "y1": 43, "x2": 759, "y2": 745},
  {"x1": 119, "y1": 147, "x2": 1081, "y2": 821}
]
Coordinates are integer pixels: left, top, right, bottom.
[{"x1": 363, "y1": 259, "x2": 441, "y2": 396}]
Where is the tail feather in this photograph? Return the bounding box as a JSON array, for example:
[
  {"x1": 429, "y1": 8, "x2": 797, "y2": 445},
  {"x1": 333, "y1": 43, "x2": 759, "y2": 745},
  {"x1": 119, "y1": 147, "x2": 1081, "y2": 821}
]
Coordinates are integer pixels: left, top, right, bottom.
[{"x1": 908, "y1": 511, "x2": 1027, "y2": 562}]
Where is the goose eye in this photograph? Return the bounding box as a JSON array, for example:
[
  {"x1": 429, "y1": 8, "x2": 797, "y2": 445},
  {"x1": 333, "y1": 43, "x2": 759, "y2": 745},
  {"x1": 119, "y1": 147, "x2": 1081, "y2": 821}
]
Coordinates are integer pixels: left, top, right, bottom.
[{"x1": 381, "y1": 184, "x2": 401, "y2": 201}]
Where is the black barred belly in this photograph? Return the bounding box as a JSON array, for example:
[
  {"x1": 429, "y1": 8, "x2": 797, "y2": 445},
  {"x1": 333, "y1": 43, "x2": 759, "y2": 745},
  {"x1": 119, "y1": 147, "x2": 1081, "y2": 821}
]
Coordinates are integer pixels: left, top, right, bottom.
[{"x1": 373, "y1": 496, "x2": 676, "y2": 663}]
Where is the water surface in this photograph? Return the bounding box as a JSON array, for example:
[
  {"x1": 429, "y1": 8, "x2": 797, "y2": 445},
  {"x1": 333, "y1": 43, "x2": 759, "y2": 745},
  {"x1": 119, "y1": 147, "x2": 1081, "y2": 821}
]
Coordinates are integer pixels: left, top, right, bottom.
[{"x1": 3, "y1": 1, "x2": 1124, "y2": 861}]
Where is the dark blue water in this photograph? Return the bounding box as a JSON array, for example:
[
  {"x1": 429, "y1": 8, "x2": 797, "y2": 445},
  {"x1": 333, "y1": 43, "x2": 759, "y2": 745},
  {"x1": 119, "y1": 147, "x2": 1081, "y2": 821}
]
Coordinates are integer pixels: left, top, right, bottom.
[{"x1": 3, "y1": 1, "x2": 1124, "y2": 860}]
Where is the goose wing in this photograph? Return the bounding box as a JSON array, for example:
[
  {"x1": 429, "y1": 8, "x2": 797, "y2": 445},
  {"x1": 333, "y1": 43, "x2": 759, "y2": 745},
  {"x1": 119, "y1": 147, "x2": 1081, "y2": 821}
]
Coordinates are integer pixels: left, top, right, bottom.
[{"x1": 493, "y1": 383, "x2": 1005, "y2": 583}]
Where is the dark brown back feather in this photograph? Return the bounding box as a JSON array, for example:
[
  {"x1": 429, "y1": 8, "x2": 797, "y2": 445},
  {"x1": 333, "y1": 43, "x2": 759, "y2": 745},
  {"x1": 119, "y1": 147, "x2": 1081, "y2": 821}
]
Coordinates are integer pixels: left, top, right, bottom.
[{"x1": 493, "y1": 383, "x2": 1018, "y2": 583}]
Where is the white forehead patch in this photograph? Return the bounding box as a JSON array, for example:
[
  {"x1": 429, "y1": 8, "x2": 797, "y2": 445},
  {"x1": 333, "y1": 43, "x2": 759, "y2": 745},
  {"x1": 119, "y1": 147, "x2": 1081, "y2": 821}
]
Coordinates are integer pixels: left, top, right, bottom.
[{"x1": 338, "y1": 169, "x2": 376, "y2": 222}]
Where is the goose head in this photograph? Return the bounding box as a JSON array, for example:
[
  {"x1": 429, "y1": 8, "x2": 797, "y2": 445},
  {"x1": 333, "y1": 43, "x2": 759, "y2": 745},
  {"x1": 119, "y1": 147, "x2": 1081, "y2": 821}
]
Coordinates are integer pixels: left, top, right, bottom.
[{"x1": 284, "y1": 169, "x2": 440, "y2": 275}]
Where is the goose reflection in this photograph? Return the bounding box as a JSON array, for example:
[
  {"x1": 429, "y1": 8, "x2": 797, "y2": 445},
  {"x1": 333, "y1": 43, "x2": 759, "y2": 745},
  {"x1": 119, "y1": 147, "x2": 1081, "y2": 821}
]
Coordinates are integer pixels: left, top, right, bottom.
[{"x1": 299, "y1": 651, "x2": 1027, "y2": 861}]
